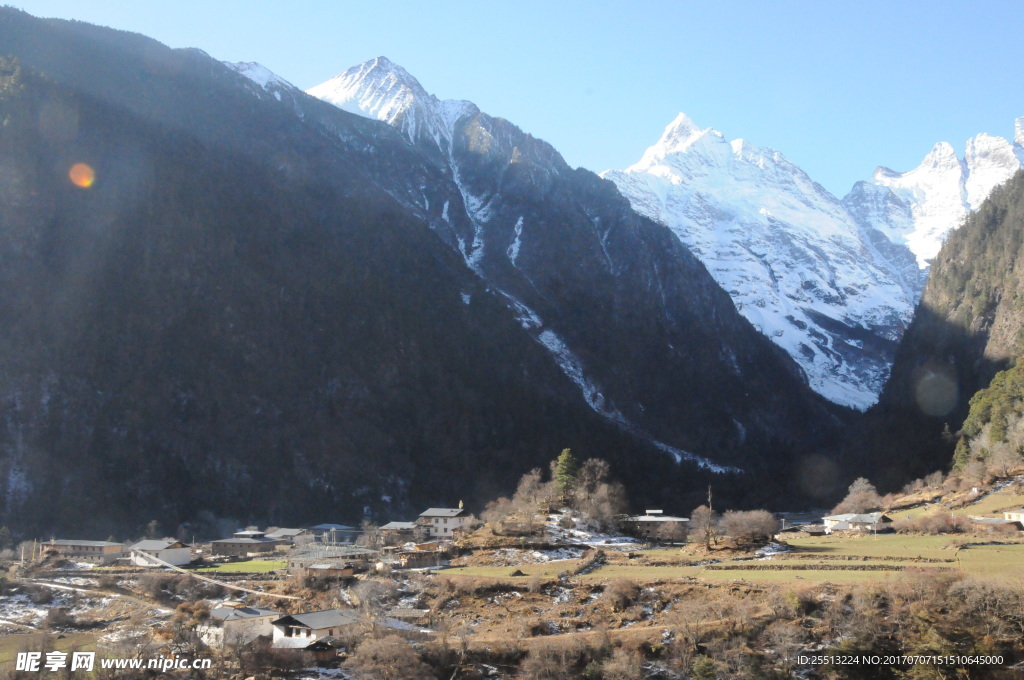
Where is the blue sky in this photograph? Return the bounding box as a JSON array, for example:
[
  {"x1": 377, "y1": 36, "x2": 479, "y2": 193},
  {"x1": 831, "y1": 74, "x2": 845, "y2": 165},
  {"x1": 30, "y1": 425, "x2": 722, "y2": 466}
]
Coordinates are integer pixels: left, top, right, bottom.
[{"x1": 16, "y1": 1, "x2": 1024, "y2": 196}]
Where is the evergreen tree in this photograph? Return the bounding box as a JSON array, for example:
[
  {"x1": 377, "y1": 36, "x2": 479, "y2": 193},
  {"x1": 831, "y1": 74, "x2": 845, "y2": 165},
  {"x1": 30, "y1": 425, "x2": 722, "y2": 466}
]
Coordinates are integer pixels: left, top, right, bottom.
[{"x1": 553, "y1": 448, "x2": 578, "y2": 498}]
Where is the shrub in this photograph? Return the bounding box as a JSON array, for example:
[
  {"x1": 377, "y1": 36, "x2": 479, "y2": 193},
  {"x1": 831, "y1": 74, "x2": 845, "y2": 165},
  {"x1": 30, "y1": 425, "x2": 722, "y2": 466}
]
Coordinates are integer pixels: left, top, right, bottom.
[
  {"x1": 603, "y1": 578, "x2": 640, "y2": 612},
  {"x1": 347, "y1": 634, "x2": 436, "y2": 680},
  {"x1": 720, "y1": 510, "x2": 778, "y2": 546}
]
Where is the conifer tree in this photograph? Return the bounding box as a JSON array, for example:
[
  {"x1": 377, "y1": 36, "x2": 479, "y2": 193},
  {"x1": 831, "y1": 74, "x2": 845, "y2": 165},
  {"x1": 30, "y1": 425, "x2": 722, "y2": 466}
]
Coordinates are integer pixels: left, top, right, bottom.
[{"x1": 554, "y1": 448, "x2": 578, "y2": 498}]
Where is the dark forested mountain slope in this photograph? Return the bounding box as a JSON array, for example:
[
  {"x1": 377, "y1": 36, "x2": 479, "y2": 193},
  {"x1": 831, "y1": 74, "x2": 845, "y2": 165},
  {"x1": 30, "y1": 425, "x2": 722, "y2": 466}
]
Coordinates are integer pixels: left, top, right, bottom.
[
  {"x1": 0, "y1": 9, "x2": 847, "y2": 536},
  {"x1": 857, "y1": 171, "x2": 1024, "y2": 486}
]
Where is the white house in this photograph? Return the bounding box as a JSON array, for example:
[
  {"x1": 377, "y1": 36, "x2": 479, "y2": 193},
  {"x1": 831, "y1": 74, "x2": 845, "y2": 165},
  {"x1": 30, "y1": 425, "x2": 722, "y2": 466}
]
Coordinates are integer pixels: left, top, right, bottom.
[
  {"x1": 822, "y1": 512, "x2": 892, "y2": 533},
  {"x1": 418, "y1": 507, "x2": 471, "y2": 539},
  {"x1": 1004, "y1": 509, "x2": 1024, "y2": 523},
  {"x1": 199, "y1": 602, "x2": 282, "y2": 647},
  {"x1": 270, "y1": 609, "x2": 362, "y2": 648},
  {"x1": 129, "y1": 539, "x2": 192, "y2": 567}
]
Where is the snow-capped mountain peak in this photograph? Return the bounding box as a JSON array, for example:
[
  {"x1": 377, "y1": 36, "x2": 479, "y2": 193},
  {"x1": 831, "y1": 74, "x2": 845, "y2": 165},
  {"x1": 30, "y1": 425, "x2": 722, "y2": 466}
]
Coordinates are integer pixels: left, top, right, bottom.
[
  {"x1": 656, "y1": 112, "x2": 712, "y2": 150},
  {"x1": 605, "y1": 114, "x2": 922, "y2": 409},
  {"x1": 306, "y1": 56, "x2": 477, "y2": 150},
  {"x1": 845, "y1": 118, "x2": 1024, "y2": 269}
]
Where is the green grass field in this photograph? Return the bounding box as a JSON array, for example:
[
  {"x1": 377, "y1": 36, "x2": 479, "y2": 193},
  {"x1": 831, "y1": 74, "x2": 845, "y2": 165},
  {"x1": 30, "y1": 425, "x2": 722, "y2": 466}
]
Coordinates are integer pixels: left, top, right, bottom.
[
  {"x1": 445, "y1": 534, "x2": 1024, "y2": 586},
  {"x1": 955, "y1": 543, "x2": 1024, "y2": 584},
  {"x1": 196, "y1": 559, "x2": 286, "y2": 573},
  {"x1": 0, "y1": 632, "x2": 96, "y2": 665},
  {"x1": 784, "y1": 534, "x2": 955, "y2": 559}
]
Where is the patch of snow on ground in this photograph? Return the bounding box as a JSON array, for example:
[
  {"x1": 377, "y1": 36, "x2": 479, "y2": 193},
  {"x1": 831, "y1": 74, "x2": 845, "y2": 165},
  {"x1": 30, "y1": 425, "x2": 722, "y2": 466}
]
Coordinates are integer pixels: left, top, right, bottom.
[
  {"x1": 544, "y1": 511, "x2": 638, "y2": 549},
  {"x1": 295, "y1": 668, "x2": 354, "y2": 680},
  {"x1": 50, "y1": 577, "x2": 99, "y2": 587},
  {"x1": 0, "y1": 593, "x2": 67, "y2": 624},
  {"x1": 553, "y1": 586, "x2": 574, "y2": 604},
  {"x1": 756, "y1": 542, "x2": 792, "y2": 559},
  {"x1": 481, "y1": 547, "x2": 585, "y2": 567}
]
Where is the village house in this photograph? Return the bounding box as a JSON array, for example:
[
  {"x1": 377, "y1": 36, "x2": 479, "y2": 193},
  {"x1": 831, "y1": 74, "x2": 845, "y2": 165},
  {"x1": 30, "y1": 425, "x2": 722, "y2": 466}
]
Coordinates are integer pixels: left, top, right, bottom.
[
  {"x1": 822, "y1": 512, "x2": 893, "y2": 533},
  {"x1": 418, "y1": 507, "x2": 471, "y2": 539},
  {"x1": 41, "y1": 539, "x2": 125, "y2": 564},
  {"x1": 618, "y1": 510, "x2": 689, "y2": 540},
  {"x1": 209, "y1": 530, "x2": 283, "y2": 557},
  {"x1": 198, "y1": 602, "x2": 282, "y2": 648},
  {"x1": 308, "y1": 524, "x2": 357, "y2": 544},
  {"x1": 1004, "y1": 509, "x2": 1024, "y2": 523},
  {"x1": 129, "y1": 539, "x2": 192, "y2": 567},
  {"x1": 264, "y1": 528, "x2": 314, "y2": 545},
  {"x1": 970, "y1": 517, "x2": 1023, "y2": 532},
  {"x1": 286, "y1": 545, "x2": 377, "y2": 576},
  {"x1": 380, "y1": 521, "x2": 423, "y2": 544},
  {"x1": 270, "y1": 609, "x2": 362, "y2": 649},
  {"x1": 302, "y1": 563, "x2": 356, "y2": 579}
]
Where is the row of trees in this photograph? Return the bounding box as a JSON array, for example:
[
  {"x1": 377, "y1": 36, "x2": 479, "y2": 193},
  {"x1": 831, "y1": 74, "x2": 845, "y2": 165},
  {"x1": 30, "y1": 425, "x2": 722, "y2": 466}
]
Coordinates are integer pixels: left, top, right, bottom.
[
  {"x1": 482, "y1": 449, "x2": 628, "y2": 532},
  {"x1": 482, "y1": 450, "x2": 785, "y2": 548}
]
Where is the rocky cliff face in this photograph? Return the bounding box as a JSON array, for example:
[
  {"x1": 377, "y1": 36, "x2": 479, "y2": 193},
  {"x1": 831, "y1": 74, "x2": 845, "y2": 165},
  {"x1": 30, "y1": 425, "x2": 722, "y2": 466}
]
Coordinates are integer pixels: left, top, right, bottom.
[{"x1": 854, "y1": 171, "x2": 1024, "y2": 486}]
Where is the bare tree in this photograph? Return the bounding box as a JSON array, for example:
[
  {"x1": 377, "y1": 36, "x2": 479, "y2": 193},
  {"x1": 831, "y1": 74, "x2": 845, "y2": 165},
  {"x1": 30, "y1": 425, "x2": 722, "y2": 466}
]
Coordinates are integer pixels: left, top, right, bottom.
[
  {"x1": 689, "y1": 505, "x2": 718, "y2": 550},
  {"x1": 347, "y1": 634, "x2": 436, "y2": 680},
  {"x1": 356, "y1": 520, "x2": 383, "y2": 549},
  {"x1": 656, "y1": 520, "x2": 687, "y2": 545},
  {"x1": 831, "y1": 477, "x2": 883, "y2": 514},
  {"x1": 481, "y1": 496, "x2": 515, "y2": 525},
  {"x1": 720, "y1": 510, "x2": 778, "y2": 546}
]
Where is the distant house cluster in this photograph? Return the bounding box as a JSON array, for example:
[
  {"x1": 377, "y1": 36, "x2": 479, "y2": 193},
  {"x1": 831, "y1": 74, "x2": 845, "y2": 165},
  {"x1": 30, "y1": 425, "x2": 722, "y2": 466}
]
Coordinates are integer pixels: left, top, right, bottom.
[{"x1": 35, "y1": 503, "x2": 475, "y2": 571}]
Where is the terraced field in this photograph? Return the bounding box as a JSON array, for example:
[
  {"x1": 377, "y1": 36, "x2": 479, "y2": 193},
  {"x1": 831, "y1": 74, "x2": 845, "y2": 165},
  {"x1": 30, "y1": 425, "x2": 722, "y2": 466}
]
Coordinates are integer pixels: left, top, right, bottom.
[{"x1": 444, "y1": 534, "x2": 1024, "y2": 585}]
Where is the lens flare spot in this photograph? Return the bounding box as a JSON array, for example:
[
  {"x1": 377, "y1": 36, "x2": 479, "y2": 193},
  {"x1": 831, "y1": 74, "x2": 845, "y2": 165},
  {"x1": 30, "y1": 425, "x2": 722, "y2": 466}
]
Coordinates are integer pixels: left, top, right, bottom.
[
  {"x1": 69, "y1": 162, "x2": 94, "y2": 188},
  {"x1": 915, "y1": 367, "x2": 958, "y2": 417}
]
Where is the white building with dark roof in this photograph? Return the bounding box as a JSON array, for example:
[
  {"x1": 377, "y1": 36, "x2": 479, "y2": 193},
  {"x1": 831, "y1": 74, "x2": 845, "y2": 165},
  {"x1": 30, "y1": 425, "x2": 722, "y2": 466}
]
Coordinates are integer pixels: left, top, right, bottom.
[
  {"x1": 129, "y1": 539, "x2": 192, "y2": 567},
  {"x1": 271, "y1": 609, "x2": 362, "y2": 648},
  {"x1": 199, "y1": 602, "x2": 282, "y2": 647},
  {"x1": 619, "y1": 510, "x2": 689, "y2": 539},
  {"x1": 1004, "y1": 509, "x2": 1024, "y2": 523},
  {"x1": 418, "y1": 507, "x2": 470, "y2": 539},
  {"x1": 822, "y1": 512, "x2": 892, "y2": 533}
]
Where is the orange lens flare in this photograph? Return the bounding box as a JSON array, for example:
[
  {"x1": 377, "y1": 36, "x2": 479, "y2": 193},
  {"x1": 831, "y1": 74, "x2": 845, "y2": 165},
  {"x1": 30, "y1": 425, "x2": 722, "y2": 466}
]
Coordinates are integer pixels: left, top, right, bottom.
[{"x1": 69, "y1": 162, "x2": 95, "y2": 188}]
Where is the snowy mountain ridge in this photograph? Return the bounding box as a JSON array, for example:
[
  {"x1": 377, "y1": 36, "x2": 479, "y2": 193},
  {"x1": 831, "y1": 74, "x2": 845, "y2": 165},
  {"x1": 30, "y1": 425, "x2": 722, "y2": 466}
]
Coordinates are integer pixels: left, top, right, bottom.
[
  {"x1": 233, "y1": 57, "x2": 1024, "y2": 414},
  {"x1": 295, "y1": 58, "x2": 842, "y2": 471},
  {"x1": 843, "y1": 122, "x2": 1024, "y2": 268},
  {"x1": 306, "y1": 56, "x2": 477, "y2": 153},
  {"x1": 604, "y1": 114, "x2": 919, "y2": 409}
]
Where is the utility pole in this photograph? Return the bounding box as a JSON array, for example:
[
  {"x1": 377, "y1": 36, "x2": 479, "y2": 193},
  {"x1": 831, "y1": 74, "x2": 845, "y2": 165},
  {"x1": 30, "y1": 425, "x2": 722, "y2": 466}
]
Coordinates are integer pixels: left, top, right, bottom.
[{"x1": 704, "y1": 485, "x2": 714, "y2": 551}]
